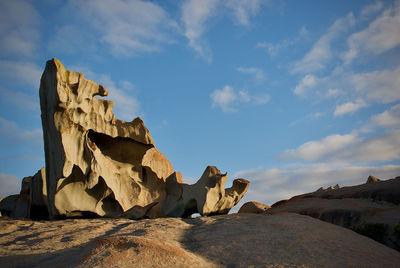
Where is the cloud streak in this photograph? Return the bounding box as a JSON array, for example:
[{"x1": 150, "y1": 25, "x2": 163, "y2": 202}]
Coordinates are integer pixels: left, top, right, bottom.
[
  {"x1": 344, "y1": 3, "x2": 400, "y2": 64},
  {"x1": 292, "y1": 13, "x2": 355, "y2": 73},
  {"x1": 210, "y1": 85, "x2": 269, "y2": 112},
  {"x1": 0, "y1": 0, "x2": 40, "y2": 57}
]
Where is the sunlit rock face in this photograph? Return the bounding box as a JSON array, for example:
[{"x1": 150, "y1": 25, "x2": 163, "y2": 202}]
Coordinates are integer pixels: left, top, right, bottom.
[
  {"x1": 39, "y1": 58, "x2": 174, "y2": 219},
  {"x1": 161, "y1": 166, "x2": 250, "y2": 217},
  {"x1": 0, "y1": 58, "x2": 250, "y2": 220}
]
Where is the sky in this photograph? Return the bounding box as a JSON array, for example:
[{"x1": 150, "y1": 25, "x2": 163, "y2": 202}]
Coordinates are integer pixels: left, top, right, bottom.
[{"x1": 0, "y1": 0, "x2": 399, "y2": 210}]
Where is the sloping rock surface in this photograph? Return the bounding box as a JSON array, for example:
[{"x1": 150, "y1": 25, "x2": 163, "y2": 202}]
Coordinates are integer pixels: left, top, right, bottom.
[
  {"x1": 1, "y1": 213, "x2": 399, "y2": 267},
  {"x1": 268, "y1": 176, "x2": 400, "y2": 251}
]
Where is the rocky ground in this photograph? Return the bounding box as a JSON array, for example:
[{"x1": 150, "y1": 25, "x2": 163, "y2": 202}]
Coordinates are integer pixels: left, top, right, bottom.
[{"x1": 1, "y1": 212, "x2": 399, "y2": 267}]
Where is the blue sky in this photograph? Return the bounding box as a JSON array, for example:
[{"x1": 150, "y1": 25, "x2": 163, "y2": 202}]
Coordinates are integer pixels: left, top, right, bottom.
[{"x1": 0, "y1": 0, "x2": 399, "y2": 209}]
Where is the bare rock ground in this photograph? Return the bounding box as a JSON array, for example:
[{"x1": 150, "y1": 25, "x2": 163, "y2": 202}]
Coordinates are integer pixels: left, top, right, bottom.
[{"x1": 1, "y1": 213, "x2": 399, "y2": 267}]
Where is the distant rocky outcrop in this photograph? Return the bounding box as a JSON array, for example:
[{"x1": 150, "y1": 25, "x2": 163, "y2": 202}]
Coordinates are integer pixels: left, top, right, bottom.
[
  {"x1": 268, "y1": 176, "x2": 400, "y2": 251},
  {"x1": 238, "y1": 201, "x2": 270, "y2": 214},
  {"x1": 0, "y1": 58, "x2": 249, "y2": 220}
]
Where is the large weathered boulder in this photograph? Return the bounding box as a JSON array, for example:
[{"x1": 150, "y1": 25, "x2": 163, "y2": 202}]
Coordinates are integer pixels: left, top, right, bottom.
[
  {"x1": 238, "y1": 201, "x2": 270, "y2": 214},
  {"x1": 39, "y1": 58, "x2": 174, "y2": 219},
  {"x1": 1, "y1": 58, "x2": 251, "y2": 220},
  {"x1": 268, "y1": 176, "x2": 400, "y2": 251},
  {"x1": 161, "y1": 166, "x2": 250, "y2": 217}
]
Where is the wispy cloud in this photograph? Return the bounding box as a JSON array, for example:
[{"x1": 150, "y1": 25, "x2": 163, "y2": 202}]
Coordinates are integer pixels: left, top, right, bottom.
[
  {"x1": 59, "y1": 0, "x2": 177, "y2": 57},
  {"x1": 181, "y1": 0, "x2": 268, "y2": 61},
  {"x1": 0, "y1": 174, "x2": 21, "y2": 197},
  {"x1": 0, "y1": 117, "x2": 43, "y2": 146},
  {"x1": 292, "y1": 13, "x2": 355, "y2": 73},
  {"x1": 0, "y1": 87, "x2": 39, "y2": 112},
  {"x1": 210, "y1": 85, "x2": 238, "y2": 112},
  {"x1": 351, "y1": 66, "x2": 400, "y2": 104},
  {"x1": 181, "y1": 0, "x2": 219, "y2": 62},
  {"x1": 225, "y1": 0, "x2": 267, "y2": 25},
  {"x1": 281, "y1": 103, "x2": 400, "y2": 165},
  {"x1": 360, "y1": 1, "x2": 384, "y2": 19},
  {"x1": 0, "y1": 61, "x2": 42, "y2": 89},
  {"x1": 257, "y1": 26, "x2": 308, "y2": 57},
  {"x1": 0, "y1": 0, "x2": 40, "y2": 57},
  {"x1": 371, "y1": 104, "x2": 400, "y2": 128},
  {"x1": 210, "y1": 85, "x2": 269, "y2": 112},
  {"x1": 344, "y1": 3, "x2": 400, "y2": 64},
  {"x1": 334, "y1": 98, "x2": 368, "y2": 116},
  {"x1": 293, "y1": 74, "x2": 318, "y2": 96},
  {"x1": 236, "y1": 67, "x2": 265, "y2": 81}
]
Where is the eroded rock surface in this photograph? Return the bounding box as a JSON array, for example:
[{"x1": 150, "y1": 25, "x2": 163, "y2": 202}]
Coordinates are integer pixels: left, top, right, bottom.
[
  {"x1": 268, "y1": 176, "x2": 400, "y2": 251},
  {"x1": 1, "y1": 213, "x2": 399, "y2": 267},
  {"x1": 161, "y1": 166, "x2": 249, "y2": 217},
  {"x1": 238, "y1": 201, "x2": 270, "y2": 214},
  {"x1": 40, "y1": 58, "x2": 174, "y2": 219},
  {"x1": 0, "y1": 58, "x2": 250, "y2": 220}
]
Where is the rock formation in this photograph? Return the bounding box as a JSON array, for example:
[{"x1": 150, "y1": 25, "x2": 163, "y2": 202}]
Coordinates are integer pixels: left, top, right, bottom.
[
  {"x1": 39, "y1": 58, "x2": 174, "y2": 219},
  {"x1": 268, "y1": 176, "x2": 400, "y2": 251},
  {"x1": 238, "y1": 201, "x2": 270, "y2": 214},
  {"x1": 161, "y1": 166, "x2": 249, "y2": 217},
  {"x1": 0, "y1": 58, "x2": 249, "y2": 220}
]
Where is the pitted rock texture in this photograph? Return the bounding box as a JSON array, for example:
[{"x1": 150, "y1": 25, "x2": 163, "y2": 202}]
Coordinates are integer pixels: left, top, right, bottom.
[
  {"x1": 39, "y1": 58, "x2": 174, "y2": 219},
  {"x1": 161, "y1": 166, "x2": 250, "y2": 217}
]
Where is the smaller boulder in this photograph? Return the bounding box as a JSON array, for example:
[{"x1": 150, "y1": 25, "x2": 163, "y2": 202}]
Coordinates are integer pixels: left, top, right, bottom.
[
  {"x1": 238, "y1": 201, "x2": 270, "y2": 214},
  {"x1": 366, "y1": 175, "x2": 381, "y2": 184}
]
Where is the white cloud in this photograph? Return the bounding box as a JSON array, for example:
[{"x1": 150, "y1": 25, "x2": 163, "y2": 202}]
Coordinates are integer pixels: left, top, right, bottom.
[
  {"x1": 334, "y1": 98, "x2": 368, "y2": 116},
  {"x1": 292, "y1": 13, "x2": 355, "y2": 73},
  {"x1": 345, "y1": 3, "x2": 400, "y2": 64},
  {"x1": 293, "y1": 74, "x2": 318, "y2": 95},
  {"x1": 371, "y1": 104, "x2": 400, "y2": 128},
  {"x1": 280, "y1": 128, "x2": 400, "y2": 165},
  {"x1": 0, "y1": 87, "x2": 39, "y2": 111},
  {"x1": 351, "y1": 66, "x2": 400, "y2": 104},
  {"x1": 281, "y1": 134, "x2": 358, "y2": 162},
  {"x1": 0, "y1": 0, "x2": 40, "y2": 57},
  {"x1": 211, "y1": 85, "x2": 269, "y2": 112},
  {"x1": 257, "y1": 40, "x2": 293, "y2": 57},
  {"x1": 0, "y1": 61, "x2": 42, "y2": 89},
  {"x1": 257, "y1": 26, "x2": 308, "y2": 57},
  {"x1": 253, "y1": 94, "x2": 270, "y2": 105},
  {"x1": 234, "y1": 164, "x2": 400, "y2": 207},
  {"x1": 225, "y1": 0, "x2": 266, "y2": 25},
  {"x1": 0, "y1": 174, "x2": 21, "y2": 197},
  {"x1": 181, "y1": 0, "x2": 219, "y2": 62},
  {"x1": 236, "y1": 67, "x2": 265, "y2": 81},
  {"x1": 326, "y1": 88, "x2": 343, "y2": 97},
  {"x1": 66, "y1": 0, "x2": 177, "y2": 56},
  {"x1": 239, "y1": 90, "x2": 251, "y2": 102},
  {"x1": 360, "y1": 1, "x2": 384, "y2": 19},
  {"x1": 0, "y1": 117, "x2": 43, "y2": 146},
  {"x1": 211, "y1": 85, "x2": 237, "y2": 112}
]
